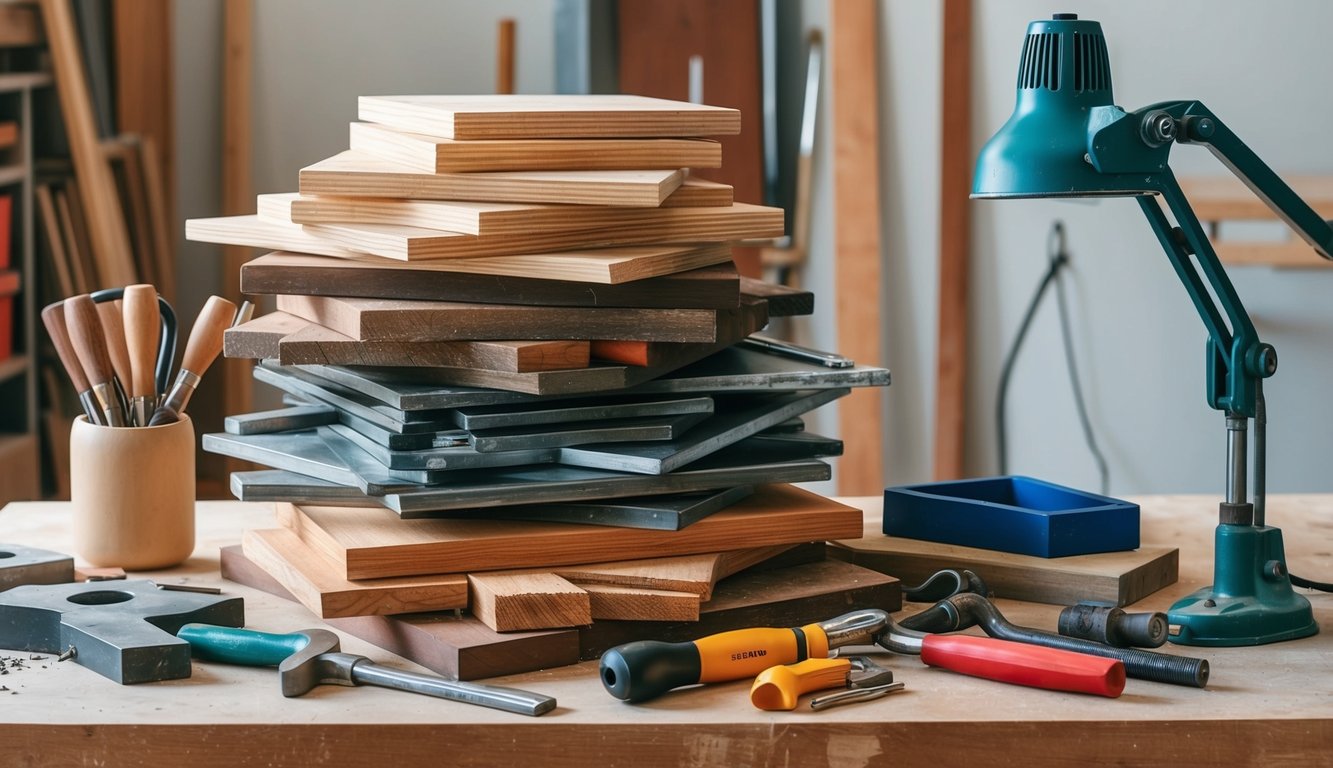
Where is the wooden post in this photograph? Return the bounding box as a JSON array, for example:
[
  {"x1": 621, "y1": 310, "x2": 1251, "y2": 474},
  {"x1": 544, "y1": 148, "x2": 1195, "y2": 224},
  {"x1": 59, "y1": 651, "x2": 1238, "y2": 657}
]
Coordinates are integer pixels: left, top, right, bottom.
[
  {"x1": 830, "y1": 0, "x2": 885, "y2": 495},
  {"x1": 222, "y1": 0, "x2": 255, "y2": 475},
  {"x1": 497, "y1": 18, "x2": 516, "y2": 95},
  {"x1": 933, "y1": 0, "x2": 971, "y2": 481}
]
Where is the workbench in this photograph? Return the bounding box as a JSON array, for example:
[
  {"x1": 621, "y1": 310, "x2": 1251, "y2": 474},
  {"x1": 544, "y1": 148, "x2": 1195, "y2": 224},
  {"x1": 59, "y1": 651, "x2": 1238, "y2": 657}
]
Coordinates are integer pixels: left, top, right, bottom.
[{"x1": 0, "y1": 494, "x2": 1328, "y2": 767}]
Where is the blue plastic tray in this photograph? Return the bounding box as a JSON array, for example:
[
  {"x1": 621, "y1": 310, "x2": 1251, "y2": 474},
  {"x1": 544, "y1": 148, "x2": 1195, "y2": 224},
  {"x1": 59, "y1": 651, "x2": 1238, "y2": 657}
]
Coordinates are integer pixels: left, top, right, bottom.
[{"x1": 882, "y1": 475, "x2": 1139, "y2": 558}]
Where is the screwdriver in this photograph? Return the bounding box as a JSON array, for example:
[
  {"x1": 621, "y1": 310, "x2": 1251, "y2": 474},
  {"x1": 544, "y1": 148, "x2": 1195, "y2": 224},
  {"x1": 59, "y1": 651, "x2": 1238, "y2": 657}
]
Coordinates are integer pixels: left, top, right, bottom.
[
  {"x1": 122, "y1": 285, "x2": 162, "y2": 428},
  {"x1": 599, "y1": 609, "x2": 1125, "y2": 702},
  {"x1": 63, "y1": 295, "x2": 127, "y2": 427},
  {"x1": 149, "y1": 295, "x2": 236, "y2": 426},
  {"x1": 40, "y1": 302, "x2": 102, "y2": 424}
]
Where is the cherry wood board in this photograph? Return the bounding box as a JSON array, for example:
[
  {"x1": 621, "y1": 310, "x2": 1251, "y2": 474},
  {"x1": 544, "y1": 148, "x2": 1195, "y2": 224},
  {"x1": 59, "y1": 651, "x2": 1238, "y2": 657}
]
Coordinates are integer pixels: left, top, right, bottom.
[
  {"x1": 467, "y1": 572, "x2": 592, "y2": 632},
  {"x1": 357, "y1": 94, "x2": 741, "y2": 140},
  {"x1": 300, "y1": 151, "x2": 682, "y2": 207},
  {"x1": 829, "y1": 509, "x2": 1179, "y2": 607},
  {"x1": 349, "y1": 121, "x2": 722, "y2": 173},
  {"x1": 225, "y1": 311, "x2": 591, "y2": 371},
  {"x1": 274, "y1": 294, "x2": 723, "y2": 343},
  {"x1": 275, "y1": 484, "x2": 862, "y2": 579},
  {"x1": 267, "y1": 193, "x2": 784, "y2": 258},
  {"x1": 577, "y1": 583, "x2": 700, "y2": 622},
  {"x1": 238, "y1": 252, "x2": 741, "y2": 305}
]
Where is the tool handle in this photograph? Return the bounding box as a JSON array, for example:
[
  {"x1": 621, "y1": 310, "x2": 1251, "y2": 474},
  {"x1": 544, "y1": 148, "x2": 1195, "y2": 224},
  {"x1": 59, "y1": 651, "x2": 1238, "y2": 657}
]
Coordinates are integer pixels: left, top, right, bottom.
[
  {"x1": 95, "y1": 300, "x2": 133, "y2": 393},
  {"x1": 64, "y1": 295, "x2": 115, "y2": 388},
  {"x1": 920, "y1": 634, "x2": 1125, "y2": 698},
  {"x1": 600, "y1": 624, "x2": 828, "y2": 702},
  {"x1": 178, "y1": 623, "x2": 311, "y2": 667},
  {"x1": 181, "y1": 295, "x2": 236, "y2": 376},
  {"x1": 750, "y1": 657, "x2": 852, "y2": 711},
  {"x1": 123, "y1": 284, "x2": 161, "y2": 399},
  {"x1": 41, "y1": 302, "x2": 91, "y2": 392}
]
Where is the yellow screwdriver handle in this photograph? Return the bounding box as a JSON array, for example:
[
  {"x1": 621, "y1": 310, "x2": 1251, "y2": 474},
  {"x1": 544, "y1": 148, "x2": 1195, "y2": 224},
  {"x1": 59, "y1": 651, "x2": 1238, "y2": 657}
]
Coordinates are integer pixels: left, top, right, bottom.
[
  {"x1": 750, "y1": 657, "x2": 853, "y2": 711},
  {"x1": 696, "y1": 625, "x2": 830, "y2": 682}
]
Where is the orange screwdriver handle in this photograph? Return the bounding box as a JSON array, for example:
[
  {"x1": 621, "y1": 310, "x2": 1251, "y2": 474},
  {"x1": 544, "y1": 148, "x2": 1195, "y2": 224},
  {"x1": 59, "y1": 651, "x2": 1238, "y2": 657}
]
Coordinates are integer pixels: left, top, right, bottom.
[
  {"x1": 600, "y1": 624, "x2": 829, "y2": 703},
  {"x1": 750, "y1": 657, "x2": 853, "y2": 711},
  {"x1": 920, "y1": 634, "x2": 1126, "y2": 698}
]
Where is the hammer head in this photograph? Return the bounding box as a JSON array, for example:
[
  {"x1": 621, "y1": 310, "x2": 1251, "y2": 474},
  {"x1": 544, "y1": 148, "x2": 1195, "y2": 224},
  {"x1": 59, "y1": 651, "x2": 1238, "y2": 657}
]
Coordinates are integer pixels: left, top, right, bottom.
[{"x1": 276, "y1": 628, "x2": 347, "y2": 697}]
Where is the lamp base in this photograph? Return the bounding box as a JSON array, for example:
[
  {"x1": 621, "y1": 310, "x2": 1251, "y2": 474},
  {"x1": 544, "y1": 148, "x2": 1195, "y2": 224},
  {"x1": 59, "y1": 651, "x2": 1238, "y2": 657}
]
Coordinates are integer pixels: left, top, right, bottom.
[{"x1": 1168, "y1": 524, "x2": 1318, "y2": 646}]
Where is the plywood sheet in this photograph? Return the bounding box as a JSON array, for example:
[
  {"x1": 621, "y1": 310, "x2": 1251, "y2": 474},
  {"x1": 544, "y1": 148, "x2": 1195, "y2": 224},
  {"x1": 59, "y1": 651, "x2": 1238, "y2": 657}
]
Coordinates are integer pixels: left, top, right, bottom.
[
  {"x1": 274, "y1": 294, "x2": 722, "y2": 343},
  {"x1": 300, "y1": 151, "x2": 682, "y2": 207},
  {"x1": 357, "y1": 94, "x2": 741, "y2": 140},
  {"x1": 350, "y1": 121, "x2": 722, "y2": 173},
  {"x1": 276, "y1": 484, "x2": 862, "y2": 579}
]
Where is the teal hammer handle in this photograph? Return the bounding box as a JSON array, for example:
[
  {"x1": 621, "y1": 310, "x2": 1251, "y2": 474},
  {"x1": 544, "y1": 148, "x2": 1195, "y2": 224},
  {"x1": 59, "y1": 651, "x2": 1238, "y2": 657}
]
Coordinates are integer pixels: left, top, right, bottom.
[{"x1": 178, "y1": 623, "x2": 310, "y2": 667}]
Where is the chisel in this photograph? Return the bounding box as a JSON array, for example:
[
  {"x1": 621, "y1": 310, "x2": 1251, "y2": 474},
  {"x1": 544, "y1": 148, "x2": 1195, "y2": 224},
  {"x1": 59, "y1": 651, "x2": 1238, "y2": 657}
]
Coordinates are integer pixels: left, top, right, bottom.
[
  {"x1": 122, "y1": 285, "x2": 162, "y2": 428},
  {"x1": 40, "y1": 302, "x2": 102, "y2": 425},
  {"x1": 94, "y1": 300, "x2": 134, "y2": 425},
  {"x1": 63, "y1": 295, "x2": 126, "y2": 427},
  {"x1": 150, "y1": 295, "x2": 236, "y2": 426}
]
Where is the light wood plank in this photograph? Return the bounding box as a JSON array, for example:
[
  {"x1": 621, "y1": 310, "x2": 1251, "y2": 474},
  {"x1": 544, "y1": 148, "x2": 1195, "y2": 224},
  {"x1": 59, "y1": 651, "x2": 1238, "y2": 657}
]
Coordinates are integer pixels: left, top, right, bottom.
[
  {"x1": 934, "y1": 0, "x2": 971, "y2": 480},
  {"x1": 242, "y1": 527, "x2": 469, "y2": 619},
  {"x1": 358, "y1": 94, "x2": 741, "y2": 140},
  {"x1": 349, "y1": 121, "x2": 723, "y2": 174},
  {"x1": 300, "y1": 151, "x2": 683, "y2": 207},
  {"x1": 551, "y1": 544, "x2": 794, "y2": 600},
  {"x1": 467, "y1": 571, "x2": 592, "y2": 632},
  {"x1": 274, "y1": 294, "x2": 721, "y2": 343},
  {"x1": 224, "y1": 311, "x2": 590, "y2": 371},
  {"x1": 274, "y1": 484, "x2": 864, "y2": 579},
  {"x1": 575, "y1": 583, "x2": 700, "y2": 622},
  {"x1": 830, "y1": 0, "x2": 885, "y2": 495}
]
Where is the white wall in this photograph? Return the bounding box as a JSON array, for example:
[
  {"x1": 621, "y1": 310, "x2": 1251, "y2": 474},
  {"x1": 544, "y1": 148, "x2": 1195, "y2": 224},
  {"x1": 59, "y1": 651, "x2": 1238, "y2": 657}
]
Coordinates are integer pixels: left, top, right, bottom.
[{"x1": 835, "y1": 0, "x2": 1333, "y2": 496}]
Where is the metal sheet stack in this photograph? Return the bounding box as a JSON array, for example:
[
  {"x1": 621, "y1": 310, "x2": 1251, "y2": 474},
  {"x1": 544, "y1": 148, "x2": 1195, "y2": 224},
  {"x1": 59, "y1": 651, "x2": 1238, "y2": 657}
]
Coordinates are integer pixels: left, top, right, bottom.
[{"x1": 186, "y1": 95, "x2": 896, "y2": 676}]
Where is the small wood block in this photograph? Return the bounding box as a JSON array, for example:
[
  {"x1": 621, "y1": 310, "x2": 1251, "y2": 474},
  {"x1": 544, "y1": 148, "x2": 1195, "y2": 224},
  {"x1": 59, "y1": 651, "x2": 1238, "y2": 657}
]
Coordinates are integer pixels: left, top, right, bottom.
[
  {"x1": 352, "y1": 119, "x2": 722, "y2": 173},
  {"x1": 242, "y1": 527, "x2": 468, "y2": 619},
  {"x1": 300, "y1": 151, "x2": 683, "y2": 207},
  {"x1": 575, "y1": 583, "x2": 701, "y2": 622},
  {"x1": 275, "y1": 294, "x2": 722, "y2": 344},
  {"x1": 551, "y1": 544, "x2": 795, "y2": 600},
  {"x1": 277, "y1": 484, "x2": 864, "y2": 580},
  {"x1": 467, "y1": 572, "x2": 591, "y2": 632},
  {"x1": 829, "y1": 512, "x2": 1178, "y2": 607},
  {"x1": 75, "y1": 566, "x2": 126, "y2": 582},
  {"x1": 219, "y1": 545, "x2": 577, "y2": 680},
  {"x1": 358, "y1": 94, "x2": 741, "y2": 140}
]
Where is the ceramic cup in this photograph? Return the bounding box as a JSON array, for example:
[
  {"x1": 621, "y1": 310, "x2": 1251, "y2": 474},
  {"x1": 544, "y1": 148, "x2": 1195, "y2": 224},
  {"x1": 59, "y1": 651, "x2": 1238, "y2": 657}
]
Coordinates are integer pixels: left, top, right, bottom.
[{"x1": 70, "y1": 414, "x2": 196, "y2": 569}]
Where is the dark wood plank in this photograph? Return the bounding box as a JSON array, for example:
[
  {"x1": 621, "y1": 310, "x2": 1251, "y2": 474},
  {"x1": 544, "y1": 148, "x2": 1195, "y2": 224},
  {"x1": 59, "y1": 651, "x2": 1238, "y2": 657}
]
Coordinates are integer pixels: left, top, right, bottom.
[{"x1": 738, "y1": 277, "x2": 814, "y2": 317}]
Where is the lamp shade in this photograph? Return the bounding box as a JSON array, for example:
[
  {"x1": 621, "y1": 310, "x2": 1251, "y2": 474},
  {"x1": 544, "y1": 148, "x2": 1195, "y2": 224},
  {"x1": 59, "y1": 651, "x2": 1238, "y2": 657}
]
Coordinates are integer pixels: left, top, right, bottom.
[{"x1": 973, "y1": 15, "x2": 1150, "y2": 198}]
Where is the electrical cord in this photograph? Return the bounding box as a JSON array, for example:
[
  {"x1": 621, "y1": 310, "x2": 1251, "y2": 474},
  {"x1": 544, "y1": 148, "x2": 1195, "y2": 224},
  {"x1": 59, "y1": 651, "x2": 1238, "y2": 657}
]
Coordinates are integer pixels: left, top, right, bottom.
[{"x1": 996, "y1": 222, "x2": 1111, "y2": 495}]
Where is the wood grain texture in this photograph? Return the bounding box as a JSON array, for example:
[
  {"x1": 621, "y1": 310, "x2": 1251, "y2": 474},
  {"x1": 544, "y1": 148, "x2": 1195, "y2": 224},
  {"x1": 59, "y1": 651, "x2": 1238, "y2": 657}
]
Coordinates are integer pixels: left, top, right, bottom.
[
  {"x1": 239, "y1": 251, "x2": 739, "y2": 301},
  {"x1": 224, "y1": 311, "x2": 589, "y2": 371},
  {"x1": 737, "y1": 277, "x2": 815, "y2": 317},
  {"x1": 495, "y1": 18, "x2": 515, "y2": 95},
  {"x1": 274, "y1": 484, "x2": 864, "y2": 579},
  {"x1": 261, "y1": 194, "x2": 781, "y2": 262},
  {"x1": 552, "y1": 544, "x2": 796, "y2": 601},
  {"x1": 300, "y1": 151, "x2": 683, "y2": 207},
  {"x1": 41, "y1": 0, "x2": 136, "y2": 285},
  {"x1": 350, "y1": 121, "x2": 722, "y2": 173},
  {"x1": 358, "y1": 94, "x2": 741, "y2": 140},
  {"x1": 273, "y1": 192, "x2": 783, "y2": 250},
  {"x1": 830, "y1": 0, "x2": 885, "y2": 495},
  {"x1": 242, "y1": 527, "x2": 468, "y2": 619},
  {"x1": 934, "y1": 0, "x2": 971, "y2": 481},
  {"x1": 576, "y1": 583, "x2": 700, "y2": 622},
  {"x1": 467, "y1": 571, "x2": 591, "y2": 632},
  {"x1": 275, "y1": 294, "x2": 722, "y2": 343},
  {"x1": 829, "y1": 499, "x2": 1178, "y2": 607}
]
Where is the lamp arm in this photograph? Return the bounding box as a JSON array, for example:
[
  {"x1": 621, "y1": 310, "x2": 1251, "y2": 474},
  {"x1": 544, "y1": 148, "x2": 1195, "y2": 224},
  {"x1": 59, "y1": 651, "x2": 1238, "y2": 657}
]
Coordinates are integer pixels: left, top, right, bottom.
[{"x1": 1156, "y1": 100, "x2": 1333, "y2": 260}]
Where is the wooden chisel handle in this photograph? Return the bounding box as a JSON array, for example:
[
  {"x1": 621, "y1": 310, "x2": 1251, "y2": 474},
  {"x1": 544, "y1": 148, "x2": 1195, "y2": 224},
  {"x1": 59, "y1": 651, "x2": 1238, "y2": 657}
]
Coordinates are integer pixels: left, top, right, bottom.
[
  {"x1": 41, "y1": 301, "x2": 91, "y2": 393},
  {"x1": 95, "y1": 300, "x2": 133, "y2": 393},
  {"x1": 151, "y1": 295, "x2": 236, "y2": 424},
  {"x1": 65, "y1": 295, "x2": 125, "y2": 427},
  {"x1": 123, "y1": 285, "x2": 161, "y2": 426}
]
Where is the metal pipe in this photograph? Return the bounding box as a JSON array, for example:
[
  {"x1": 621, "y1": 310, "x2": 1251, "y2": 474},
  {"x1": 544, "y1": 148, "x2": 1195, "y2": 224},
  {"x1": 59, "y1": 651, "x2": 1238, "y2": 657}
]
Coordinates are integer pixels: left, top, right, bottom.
[
  {"x1": 1254, "y1": 380, "x2": 1267, "y2": 527},
  {"x1": 1226, "y1": 414, "x2": 1248, "y2": 506},
  {"x1": 899, "y1": 593, "x2": 1210, "y2": 688}
]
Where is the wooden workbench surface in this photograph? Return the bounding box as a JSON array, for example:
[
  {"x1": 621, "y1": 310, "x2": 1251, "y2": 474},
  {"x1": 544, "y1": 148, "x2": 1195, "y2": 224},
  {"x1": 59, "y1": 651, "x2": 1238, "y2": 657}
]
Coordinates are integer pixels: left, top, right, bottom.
[{"x1": 0, "y1": 495, "x2": 1329, "y2": 767}]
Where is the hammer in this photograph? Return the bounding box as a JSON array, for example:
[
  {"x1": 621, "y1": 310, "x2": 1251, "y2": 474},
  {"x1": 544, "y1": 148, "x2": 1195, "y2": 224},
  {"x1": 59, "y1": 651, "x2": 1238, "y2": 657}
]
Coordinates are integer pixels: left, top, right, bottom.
[{"x1": 178, "y1": 624, "x2": 556, "y2": 716}]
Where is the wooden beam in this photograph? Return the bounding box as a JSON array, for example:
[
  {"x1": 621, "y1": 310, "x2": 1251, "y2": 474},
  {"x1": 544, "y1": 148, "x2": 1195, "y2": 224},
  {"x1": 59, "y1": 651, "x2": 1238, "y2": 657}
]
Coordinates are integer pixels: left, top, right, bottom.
[
  {"x1": 830, "y1": 0, "x2": 885, "y2": 495},
  {"x1": 934, "y1": 0, "x2": 972, "y2": 480},
  {"x1": 223, "y1": 0, "x2": 254, "y2": 456},
  {"x1": 496, "y1": 18, "x2": 515, "y2": 95},
  {"x1": 40, "y1": 0, "x2": 137, "y2": 287}
]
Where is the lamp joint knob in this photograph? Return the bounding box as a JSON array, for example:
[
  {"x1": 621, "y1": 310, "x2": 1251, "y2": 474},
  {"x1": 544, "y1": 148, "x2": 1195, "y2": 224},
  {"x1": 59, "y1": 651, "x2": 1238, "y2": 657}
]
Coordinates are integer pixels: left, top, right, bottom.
[
  {"x1": 1140, "y1": 111, "x2": 1178, "y2": 147},
  {"x1": 1248, "y1": 344, "x2": 1278, "y2": 378}
]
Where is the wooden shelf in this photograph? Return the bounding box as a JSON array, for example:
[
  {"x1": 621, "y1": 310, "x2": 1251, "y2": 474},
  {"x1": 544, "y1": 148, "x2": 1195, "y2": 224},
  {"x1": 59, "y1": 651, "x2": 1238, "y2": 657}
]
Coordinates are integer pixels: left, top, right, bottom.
[
  {"x1": 0, "y1": 162, "x2": 25, "y2": 186},
  {"x1": 0, "y1": 354, "x2": 28, "y2": 384},
  {"x1": 0, "y1": 71, "x2": 52, "y2": 94},
  {"x1": 1179, "y1": 174, "x2": 1333, "y2": 268}
]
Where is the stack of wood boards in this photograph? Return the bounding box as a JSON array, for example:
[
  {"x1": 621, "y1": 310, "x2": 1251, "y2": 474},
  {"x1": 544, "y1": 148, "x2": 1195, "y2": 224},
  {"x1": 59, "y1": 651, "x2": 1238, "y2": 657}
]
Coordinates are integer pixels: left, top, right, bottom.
[{"x1": 188, "y1": 95, "x2": 894, "y2": 664}]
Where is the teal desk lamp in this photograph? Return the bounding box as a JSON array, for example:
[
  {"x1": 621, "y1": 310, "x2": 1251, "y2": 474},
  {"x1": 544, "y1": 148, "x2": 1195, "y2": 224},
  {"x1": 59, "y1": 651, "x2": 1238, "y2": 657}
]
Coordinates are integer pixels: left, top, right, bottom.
[{"x1": 973, "y1": 13, "x2": 1323, "y2": 646}]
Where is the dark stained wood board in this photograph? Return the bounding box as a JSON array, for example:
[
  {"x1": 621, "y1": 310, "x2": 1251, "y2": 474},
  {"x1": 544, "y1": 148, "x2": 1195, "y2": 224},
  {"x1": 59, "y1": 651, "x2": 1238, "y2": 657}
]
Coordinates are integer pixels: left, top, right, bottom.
[
  {"x1": 738, "y1": 277, "x2": 814, "y2": 317},
  {"x1": 239, "y1": 252, "x2": 742, "y2": 306},
  {"x1": 299, "y1": 151, "x2": 682, "y2": 207},
  {"x1": 276, "y1": 484, "x2": 862, "y2": 579},
  {"x1": 349, "y1": 121, "x2": 722, "y2": 173},
  {"x1": 225, "y1": 311, "x2": 591, "y2": 371},
  {"x1": 357, "y1": 94, "x2": 741, "y2": 140},
  {"x1": 268, "y1": 192, "x2": 783, "y2": 249}
]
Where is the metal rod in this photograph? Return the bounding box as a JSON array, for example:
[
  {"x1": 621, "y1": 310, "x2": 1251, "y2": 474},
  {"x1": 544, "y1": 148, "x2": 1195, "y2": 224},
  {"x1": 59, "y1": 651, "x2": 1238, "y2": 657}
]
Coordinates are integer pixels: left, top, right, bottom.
[
  {"x1": 1254, "y1": 380, "x2": 1267, "y2": 527},
  {"x1": 1225, "y1": 414, "x2": 1248, "y2": 506}
]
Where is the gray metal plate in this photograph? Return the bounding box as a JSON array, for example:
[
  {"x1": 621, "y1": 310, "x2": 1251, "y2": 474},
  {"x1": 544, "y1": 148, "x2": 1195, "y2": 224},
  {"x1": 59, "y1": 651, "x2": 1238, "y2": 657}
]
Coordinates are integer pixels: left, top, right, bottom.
[
  {"x1": 469, "y1": 411, "x2": 708, "y2": 453},
  {"x1": 224, "y1": 405, "x2": 338, "y2": 435},
  {"x1": 328, "y1": 423, "x2": 556, "y2": 471},
  {"x1": 0, "y1": 544, "x2": 75, "y2": 591},
  {"x1": 452, "y1": 395, "x2": 714, "y2": 431}
]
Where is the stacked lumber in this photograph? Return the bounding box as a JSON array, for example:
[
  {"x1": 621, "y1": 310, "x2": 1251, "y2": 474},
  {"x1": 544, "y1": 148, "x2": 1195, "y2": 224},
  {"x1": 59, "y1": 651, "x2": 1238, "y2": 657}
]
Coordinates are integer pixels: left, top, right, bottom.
[{"x1": 188, "y1": 95, "x2": 895, "y2": 666}]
